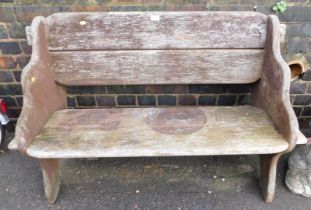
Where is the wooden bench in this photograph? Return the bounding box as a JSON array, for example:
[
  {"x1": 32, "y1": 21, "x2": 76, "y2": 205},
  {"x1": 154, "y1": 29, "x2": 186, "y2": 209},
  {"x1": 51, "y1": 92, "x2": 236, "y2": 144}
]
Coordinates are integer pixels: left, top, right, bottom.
[{"x1": 9, "y1": 11, "x2": 306, "y2": 203}]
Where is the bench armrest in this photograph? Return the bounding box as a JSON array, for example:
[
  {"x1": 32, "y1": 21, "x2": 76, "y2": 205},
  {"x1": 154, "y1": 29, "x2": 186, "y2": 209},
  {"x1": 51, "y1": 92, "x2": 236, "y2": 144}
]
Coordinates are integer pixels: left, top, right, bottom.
[
  {"x1": 252, "y1": 15, "x2": 305, "y2": 152},
  {"x1": 12, "y1": 17, "x2": 66, "y2": 154}
]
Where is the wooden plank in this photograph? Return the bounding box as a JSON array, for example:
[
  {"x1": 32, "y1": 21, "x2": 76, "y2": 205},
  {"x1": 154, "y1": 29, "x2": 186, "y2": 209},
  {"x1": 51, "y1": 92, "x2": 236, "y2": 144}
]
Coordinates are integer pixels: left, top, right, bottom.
[
  {"x1": 252, "y1": 15, "x2": 305, "y2": 202},
  {"x1": 39, "y1": 159, "x2": 60, "y2": 204},
  {"x1": 252, "y1": 15, "x2": 303, "y2": 152},
  {"x1": 260, "y1": 154, "x2": 280, "y2": 202},
  {"x1": 45, "y1": 12, "x2": 267, "y2": 50},
  {"x1": 51, "y1": 49, "x2": 264, "y2": 85},
  {"x1": 26, "y1": 106, "x2": 288, "y2": 159},
  {"x1": 13, "y1": 16, "x2": 66, "y2": 154},
  {"x1": 8, "y1": 138, "x2": 17, "y2": 150}
]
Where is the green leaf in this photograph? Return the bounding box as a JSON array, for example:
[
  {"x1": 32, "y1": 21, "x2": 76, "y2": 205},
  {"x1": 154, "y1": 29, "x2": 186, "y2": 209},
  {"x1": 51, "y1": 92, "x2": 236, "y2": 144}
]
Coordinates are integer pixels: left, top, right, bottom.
[
  {"x1": 272, "y1": 5, "x2": 278, "y2": 11},
  {"x1": 280, "y1": 1, "x2": 286, "y2": 8},
  {"x1": 272, "y1": 0, "x2": 287, "y2": 13}
]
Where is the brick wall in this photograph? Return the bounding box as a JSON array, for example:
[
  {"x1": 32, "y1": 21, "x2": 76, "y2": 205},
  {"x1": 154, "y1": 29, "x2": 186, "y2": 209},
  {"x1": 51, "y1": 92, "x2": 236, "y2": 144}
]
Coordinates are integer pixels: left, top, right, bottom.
[{"x1": 0, "y1": 0, "x2": 311, "y2": 135}]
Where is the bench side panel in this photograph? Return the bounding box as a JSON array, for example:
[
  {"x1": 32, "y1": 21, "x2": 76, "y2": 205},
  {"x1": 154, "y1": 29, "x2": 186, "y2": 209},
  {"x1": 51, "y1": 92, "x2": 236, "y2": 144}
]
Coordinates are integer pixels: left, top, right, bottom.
[
  {"x1": 51, "y1": 49, "x2": 264, "y2": 85},
  {"x1": 252, "y1": 15, "x2": 303, "y2": 152},
  {"x1": 13, "y1": 17, "x2": 66, "y2": 154},
  {"x1": 46, "y1": 12, "x2": 267, "y2": 50}
]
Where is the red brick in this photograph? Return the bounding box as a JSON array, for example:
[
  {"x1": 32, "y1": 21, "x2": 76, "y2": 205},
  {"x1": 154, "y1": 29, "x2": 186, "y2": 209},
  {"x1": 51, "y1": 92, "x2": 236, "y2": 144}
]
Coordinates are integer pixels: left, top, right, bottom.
[
  {"x1": 67, "y1": 96, "x2": 76, "y2": 107},
  {"x1": 71, "y1": 5, "x2": 111, "y2": 12},
  {"x1": 298, "y1": 118, "x2": 311, "y2": 130},
  {"x1": 12, "y1": 71, "x2": 21, "y2": 82},
  {"x1": 15, "y1": 6, "x2": 71, "y2": 22},
  {"x1": 17, "y1": 55, "x2": 30, "y2": 68},
  {"x1": 138, "y1": 95, "x2": 156, "y2": 106},
  {"x1": 293, "y1": 106, "x2": 302, "y2": 117},
  {"x1": 117, "y1": 95, "x2": 136, "y2": 106},
  {"x1": 198, "y1": 96, "x2": 217, "y2": 105},
  {"x1": 0, "y1": 6, "x2": 14, "y2": 22},
  {"x1": 111, "y1": 0, "x2": 143, "y2": 4},
  {"x1": 158, "y1": 95, "x2": 176, "y2": 106},
  {"x1": 77, "y1": 96, "x2": 96, "y2": 106},
  {"x1": 0, "y1": 71, "x2": 14, "y2": 82},
  {"x1": 165, "y1": 4, "x2": 207, "y2": 11},
  {"x1": 7, "y1": 108, "x2": 21, "y2": 118},
  {"x1": 6, "y1": 120, "x2": 16, "y2": 132},
  {"x1": 20, "y1": 41, "x2": 32, "y2": 54},
  {"x1": 218, "y1": 95, "x2": 236, "y2": 105},
  {"x1": 0, "y1": 42, "x2": 21, "y2": 54},
  {"x1": 1, "y1": 96, "x2": 17, "y2": 107},
  {"x1": 290, "y1": 81, "x2": 306, "y2": 94},
  {"x1": 0, "y1": 56, "x2": 17, "y2": 69},
  {"x1": 0, "y1": 24, "x2": 8, "y2": 38},
  {"x1": 0, "y1": 84, "x2": 22, "y2": 95},
  {"x1": 96, "y1": 96, "x2": 116, "y2": 106},
  {"x1": 146, "y1": 85, "x2": 187, "y2": 94},
  {"x1": 0, "y1": 0, "x2": 14, "y2": 3},
  {"x1": 178, "y1": 95, "x2": 196, "y2": 106}
]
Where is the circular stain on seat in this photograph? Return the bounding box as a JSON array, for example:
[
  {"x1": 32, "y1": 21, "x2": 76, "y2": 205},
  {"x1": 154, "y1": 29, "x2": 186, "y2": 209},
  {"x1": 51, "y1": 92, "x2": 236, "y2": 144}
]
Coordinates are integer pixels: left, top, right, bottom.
[{"x1": 146, "y1": 108, "x2": 207, "y2": 135}]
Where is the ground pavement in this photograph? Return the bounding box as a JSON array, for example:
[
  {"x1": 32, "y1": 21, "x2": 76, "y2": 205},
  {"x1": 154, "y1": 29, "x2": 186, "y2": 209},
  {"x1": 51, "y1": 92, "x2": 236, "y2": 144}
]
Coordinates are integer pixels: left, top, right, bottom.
[{"x1": 0, "y1": 133, "x2": 310, "y2": 210}]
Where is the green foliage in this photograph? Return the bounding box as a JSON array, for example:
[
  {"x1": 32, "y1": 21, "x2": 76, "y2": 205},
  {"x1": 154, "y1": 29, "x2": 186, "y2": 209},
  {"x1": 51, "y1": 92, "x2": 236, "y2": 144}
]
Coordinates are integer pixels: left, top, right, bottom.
[{"x1": 272, "y1": 1, "x2": 287, "y2": 13}]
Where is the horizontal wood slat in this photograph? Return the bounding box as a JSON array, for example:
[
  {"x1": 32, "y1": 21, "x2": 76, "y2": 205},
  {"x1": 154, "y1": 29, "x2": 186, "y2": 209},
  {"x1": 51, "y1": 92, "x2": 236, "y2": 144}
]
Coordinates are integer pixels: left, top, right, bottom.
[
  {"x1": 46, "y1": 12, "x2": 267, "y2": 50},
  {"x1": 51, "y1": 49, "x2": 264, "y2": 85},
  {"x1": 26, "y1": 106, "x2": 288, "y2": 158}
]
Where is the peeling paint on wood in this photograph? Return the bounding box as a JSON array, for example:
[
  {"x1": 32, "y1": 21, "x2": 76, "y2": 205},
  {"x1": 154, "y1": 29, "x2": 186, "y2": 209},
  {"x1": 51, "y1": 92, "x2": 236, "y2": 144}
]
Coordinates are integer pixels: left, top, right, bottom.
[{"x1": 46, "y1": 12, "x2": 267, "y2": 50}]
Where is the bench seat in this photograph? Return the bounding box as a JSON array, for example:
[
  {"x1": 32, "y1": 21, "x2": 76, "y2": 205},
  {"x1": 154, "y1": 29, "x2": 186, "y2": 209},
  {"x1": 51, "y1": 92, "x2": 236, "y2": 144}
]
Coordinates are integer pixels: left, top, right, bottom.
[{"x1": 26, "y1": 106, "x2": 288, "y2": 158}]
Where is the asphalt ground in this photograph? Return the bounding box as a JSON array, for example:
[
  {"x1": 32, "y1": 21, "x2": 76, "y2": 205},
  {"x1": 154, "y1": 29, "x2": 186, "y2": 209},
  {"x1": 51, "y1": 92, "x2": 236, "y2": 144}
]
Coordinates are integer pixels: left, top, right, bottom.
[{"x1": 0, "y1": 133, "x2": 310, "y2": 210}]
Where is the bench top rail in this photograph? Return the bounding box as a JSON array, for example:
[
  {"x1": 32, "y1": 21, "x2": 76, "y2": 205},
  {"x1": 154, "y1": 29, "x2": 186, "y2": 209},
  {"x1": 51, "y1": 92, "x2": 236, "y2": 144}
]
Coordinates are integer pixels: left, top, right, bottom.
[{"x1": 46, "y1": 11, "x2": 268, "y2": 50}]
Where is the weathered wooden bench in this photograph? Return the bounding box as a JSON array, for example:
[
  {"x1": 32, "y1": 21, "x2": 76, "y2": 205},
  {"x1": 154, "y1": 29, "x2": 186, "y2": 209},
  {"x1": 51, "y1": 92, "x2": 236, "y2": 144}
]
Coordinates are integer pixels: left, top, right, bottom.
[{"x1": 9, "y1": 11, "x2": 306, "y2": 203}]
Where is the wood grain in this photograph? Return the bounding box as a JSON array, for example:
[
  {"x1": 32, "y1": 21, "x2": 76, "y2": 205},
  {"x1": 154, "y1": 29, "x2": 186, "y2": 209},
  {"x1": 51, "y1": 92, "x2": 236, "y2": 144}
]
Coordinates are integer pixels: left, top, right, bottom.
[
  {"x1": 51, "y1": 49, "x2": 264, "y2": 85},
  {"x1": 252, "y1": 15, "x2": 306, "y2": 203},
  {"x1": 260, "y1": 154, "x2": 280, "y2": 202},
  {"x1": 26, "y1": 106, "x2": 288, "y2": 159},
  {"x1": 39, "y1": 159, "x2": 60, "y2": 204},
  {"x1": 252, "y1": 15, "x2": 303, "y2": 152},
  {"x1": 12, "y1": 16, "x2": 66, "y2": 154},
  {"x1": 46, "y1": 11, "x2": 267, "y2": 50}
]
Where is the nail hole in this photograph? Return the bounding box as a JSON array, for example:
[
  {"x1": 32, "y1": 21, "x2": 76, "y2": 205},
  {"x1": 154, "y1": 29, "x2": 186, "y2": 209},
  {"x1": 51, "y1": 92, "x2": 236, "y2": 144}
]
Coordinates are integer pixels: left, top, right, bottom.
[{"x1": 290, "y1": 63, "x2": 303, "y2": 80}]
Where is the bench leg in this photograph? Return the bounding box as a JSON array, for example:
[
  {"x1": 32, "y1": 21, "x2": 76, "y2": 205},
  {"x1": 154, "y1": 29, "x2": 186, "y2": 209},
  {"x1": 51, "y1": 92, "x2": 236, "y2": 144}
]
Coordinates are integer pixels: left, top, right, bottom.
[
  {"x1": 39, "y1": 159, "x2": 60, "y2": 204},
  {"x1": 259, "y1": 154, "x2": 281, "y2": 202}
]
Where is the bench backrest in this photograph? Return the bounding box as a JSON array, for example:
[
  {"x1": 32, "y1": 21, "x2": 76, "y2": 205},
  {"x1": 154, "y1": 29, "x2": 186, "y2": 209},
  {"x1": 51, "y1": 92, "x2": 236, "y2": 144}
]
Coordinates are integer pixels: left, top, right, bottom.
[{"x1": 45, "y1": 12, "x2": 268, "y2": 86}]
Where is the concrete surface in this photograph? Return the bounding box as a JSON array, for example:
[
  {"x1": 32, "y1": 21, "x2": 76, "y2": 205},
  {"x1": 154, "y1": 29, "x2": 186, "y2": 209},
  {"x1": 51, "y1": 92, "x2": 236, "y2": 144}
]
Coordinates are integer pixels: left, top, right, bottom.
[
  {"x1": 285, "y1": 144, "x2": 311, "y2": 197},
  {"x1": 0, "y1": 133, "x2": 310, "y2": 210}
]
